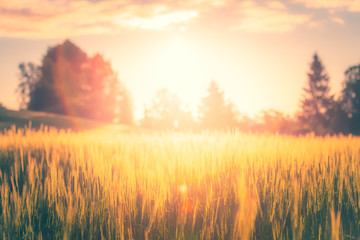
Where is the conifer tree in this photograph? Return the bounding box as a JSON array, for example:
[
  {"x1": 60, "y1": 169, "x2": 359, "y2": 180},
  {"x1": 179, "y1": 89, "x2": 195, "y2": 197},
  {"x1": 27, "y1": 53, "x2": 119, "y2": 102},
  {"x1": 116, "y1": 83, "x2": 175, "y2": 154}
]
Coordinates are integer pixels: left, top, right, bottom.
[
  {"x1": 298, "y1": 53, "x2": 334, "y2": 135},
  {"x1": 199, "y1": 80, "x2": 237, "y2": 129}
]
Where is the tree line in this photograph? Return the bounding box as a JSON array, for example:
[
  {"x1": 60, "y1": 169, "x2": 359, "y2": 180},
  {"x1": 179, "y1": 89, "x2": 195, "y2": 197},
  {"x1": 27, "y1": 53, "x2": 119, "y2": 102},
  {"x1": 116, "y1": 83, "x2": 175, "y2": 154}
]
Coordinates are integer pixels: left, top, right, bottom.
[{"x1": 15, "y1": 40, "x2": 360, "y2": 135}]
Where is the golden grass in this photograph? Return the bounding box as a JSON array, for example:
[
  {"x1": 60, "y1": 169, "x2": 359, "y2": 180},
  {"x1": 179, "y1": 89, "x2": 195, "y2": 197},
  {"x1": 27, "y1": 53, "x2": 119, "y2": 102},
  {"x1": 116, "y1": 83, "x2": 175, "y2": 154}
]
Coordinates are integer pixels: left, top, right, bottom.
[{"x1": 0, "y1": 127, "x2": 359, "y2": 239}]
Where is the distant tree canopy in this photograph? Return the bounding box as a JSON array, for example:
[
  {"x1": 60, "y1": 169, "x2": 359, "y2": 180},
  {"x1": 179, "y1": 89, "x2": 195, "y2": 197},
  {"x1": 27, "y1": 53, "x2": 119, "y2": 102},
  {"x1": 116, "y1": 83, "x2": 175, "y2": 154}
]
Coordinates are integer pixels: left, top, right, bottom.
[
  {"x1": 142, "y1": 88, "x2": 194, "y2": 129},
  {"x1": 17, "y1": 40, "x2": 133, "y2": 124},
  {"x1": 0, "y1": 103, "x2": 6, "y2": 111},
  {"x1": 341, "y1": 64, "x2": 360, "y2": 134},
  {"x1": 298, "y1": 53, "x2": 334, "y2": 135},
  {"x1": 198, "y1": 80, "x2": 238, "y2": 129},
  {"x1": 256, "y1": 109, "x2": 296, "y2": 134}
]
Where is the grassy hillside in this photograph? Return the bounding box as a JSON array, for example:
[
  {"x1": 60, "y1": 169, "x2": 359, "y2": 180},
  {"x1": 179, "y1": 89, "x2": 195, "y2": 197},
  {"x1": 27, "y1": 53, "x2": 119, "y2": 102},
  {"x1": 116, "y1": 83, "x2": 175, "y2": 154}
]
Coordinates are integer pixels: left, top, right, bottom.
[{"x1": 0, "y1": 108, "x2": 128, "y2": 132}]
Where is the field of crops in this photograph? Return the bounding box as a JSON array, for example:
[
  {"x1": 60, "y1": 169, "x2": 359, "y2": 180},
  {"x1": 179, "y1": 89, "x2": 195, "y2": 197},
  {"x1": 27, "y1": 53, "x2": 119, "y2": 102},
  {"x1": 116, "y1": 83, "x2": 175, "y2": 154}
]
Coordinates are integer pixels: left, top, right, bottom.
[{"x1": 0, "y1": 126, "x2": 359, "y2": 239}]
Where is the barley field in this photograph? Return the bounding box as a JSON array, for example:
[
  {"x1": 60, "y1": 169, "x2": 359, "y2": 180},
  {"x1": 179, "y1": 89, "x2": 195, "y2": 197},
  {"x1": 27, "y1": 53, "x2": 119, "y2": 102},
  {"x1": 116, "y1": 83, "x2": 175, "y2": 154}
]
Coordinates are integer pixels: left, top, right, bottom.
[{"x1": 0, "y1": 126, "x2": 359, "y2": 239}]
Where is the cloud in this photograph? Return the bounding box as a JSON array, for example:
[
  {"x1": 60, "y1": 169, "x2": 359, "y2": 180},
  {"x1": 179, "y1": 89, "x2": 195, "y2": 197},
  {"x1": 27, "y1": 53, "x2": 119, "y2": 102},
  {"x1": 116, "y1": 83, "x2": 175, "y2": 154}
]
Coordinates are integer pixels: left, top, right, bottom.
[
  {"x1": 292, "y1": 0, "x2": 360, "y2": 26},
  {"x1": 114, "y1": 10, "x2": 198, "y2": 30},
  {"x1": 267, "y1": 1, "x2": 287, "y2": 10},
  {"x1": 231, "y1": 1, "x2": 309, "y2": 32},
  {"x1": 0, "y1": 0, "x2": 336, "y2": 38},
  {"x1": 294, "y1": 0, "x2": 360, "y2": 11},
  {"x1": 0, "y1": 0, "x2": 199, "y2": 38},
  {"x1": 332, "y1": 17, "x2": 345, "y2": 24},
  {"x1": 348, "y1": 1, "x2": 360, "y2": 12}
]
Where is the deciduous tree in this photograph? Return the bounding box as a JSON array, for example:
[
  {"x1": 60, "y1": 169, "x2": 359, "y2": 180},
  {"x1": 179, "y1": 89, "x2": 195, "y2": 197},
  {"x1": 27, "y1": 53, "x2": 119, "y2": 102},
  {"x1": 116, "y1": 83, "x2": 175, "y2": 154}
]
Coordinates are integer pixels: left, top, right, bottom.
[
  {"x1": 341, "y1": 64, "x2": 360, "y2": 134},
  {"x1": 18, "y1": 40, "x2": 133, "y2": 124},
  {"x1": 142, "y1": 88, "x2": 194, "y2": 129},
  {"x1": 17, "y1": 62, "x2": 40, "y2": 109}
]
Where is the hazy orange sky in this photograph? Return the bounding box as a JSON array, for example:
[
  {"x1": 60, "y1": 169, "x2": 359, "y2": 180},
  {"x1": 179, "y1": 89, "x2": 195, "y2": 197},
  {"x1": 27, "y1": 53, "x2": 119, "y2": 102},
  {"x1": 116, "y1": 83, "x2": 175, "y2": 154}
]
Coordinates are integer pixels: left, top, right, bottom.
[{"x1": 1, "y1": 0, "x2": 360, "y2": 120}]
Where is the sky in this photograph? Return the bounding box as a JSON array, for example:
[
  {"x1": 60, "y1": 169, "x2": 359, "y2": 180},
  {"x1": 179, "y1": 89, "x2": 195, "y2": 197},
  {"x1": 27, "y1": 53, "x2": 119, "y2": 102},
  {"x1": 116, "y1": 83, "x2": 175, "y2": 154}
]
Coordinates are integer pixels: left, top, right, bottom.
[{"x1": 1, "y1": 0, "x2": 360, "y2": 120}]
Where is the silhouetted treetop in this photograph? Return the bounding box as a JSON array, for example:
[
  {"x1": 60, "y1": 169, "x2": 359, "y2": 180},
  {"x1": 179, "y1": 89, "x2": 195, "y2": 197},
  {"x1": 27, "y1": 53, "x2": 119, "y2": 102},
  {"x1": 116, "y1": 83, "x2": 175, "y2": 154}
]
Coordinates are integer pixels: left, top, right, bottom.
[
  {"x1": 142, "y1": 88, "x2": 194, "y2": 129},
  {"x1": 198, "y1": 80, "x2": 238, "y2": 129}
]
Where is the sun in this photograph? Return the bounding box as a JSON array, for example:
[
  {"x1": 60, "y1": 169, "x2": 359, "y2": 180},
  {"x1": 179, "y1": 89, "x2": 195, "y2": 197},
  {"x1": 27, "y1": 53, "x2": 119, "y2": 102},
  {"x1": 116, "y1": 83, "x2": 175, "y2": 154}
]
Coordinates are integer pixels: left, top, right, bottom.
[
  {"x1": 170, "y1": 36, "x2": 185, "y2": 51},
  {"x1": 162, "y1": 36, "x2": 191, "y2": 76},
  {"x1": 150, "y1": 35, "x2": 209, "y2": 112},
  {"x1": 129, "y1": 34, "x2": 214, "y2": 119}
]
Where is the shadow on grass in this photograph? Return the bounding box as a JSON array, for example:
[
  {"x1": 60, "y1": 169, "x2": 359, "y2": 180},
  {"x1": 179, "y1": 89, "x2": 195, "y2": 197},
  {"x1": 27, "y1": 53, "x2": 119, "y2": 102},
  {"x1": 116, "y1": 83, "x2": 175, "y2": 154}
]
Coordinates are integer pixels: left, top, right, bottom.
[{"x1": 0, "y1": 109, "x2": 110, "y2": 132}]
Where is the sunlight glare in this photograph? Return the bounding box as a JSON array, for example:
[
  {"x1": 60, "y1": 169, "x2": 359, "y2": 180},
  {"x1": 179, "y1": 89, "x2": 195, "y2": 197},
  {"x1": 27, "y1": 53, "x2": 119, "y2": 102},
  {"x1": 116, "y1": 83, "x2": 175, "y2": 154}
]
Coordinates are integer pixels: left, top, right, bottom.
[
  {"x1": 178, "y1": 184, "x2": 187, "y2": 194},
  {"x1": 152, "y1": 35, "x2": 208, "y2": 114}
]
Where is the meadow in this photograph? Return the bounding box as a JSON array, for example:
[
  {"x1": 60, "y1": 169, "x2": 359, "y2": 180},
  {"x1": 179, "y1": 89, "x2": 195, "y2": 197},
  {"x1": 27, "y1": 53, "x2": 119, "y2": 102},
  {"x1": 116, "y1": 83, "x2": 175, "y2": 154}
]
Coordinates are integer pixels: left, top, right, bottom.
[{"x1": 0, "y1": 126, "x2": 359, "y2": 240}]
